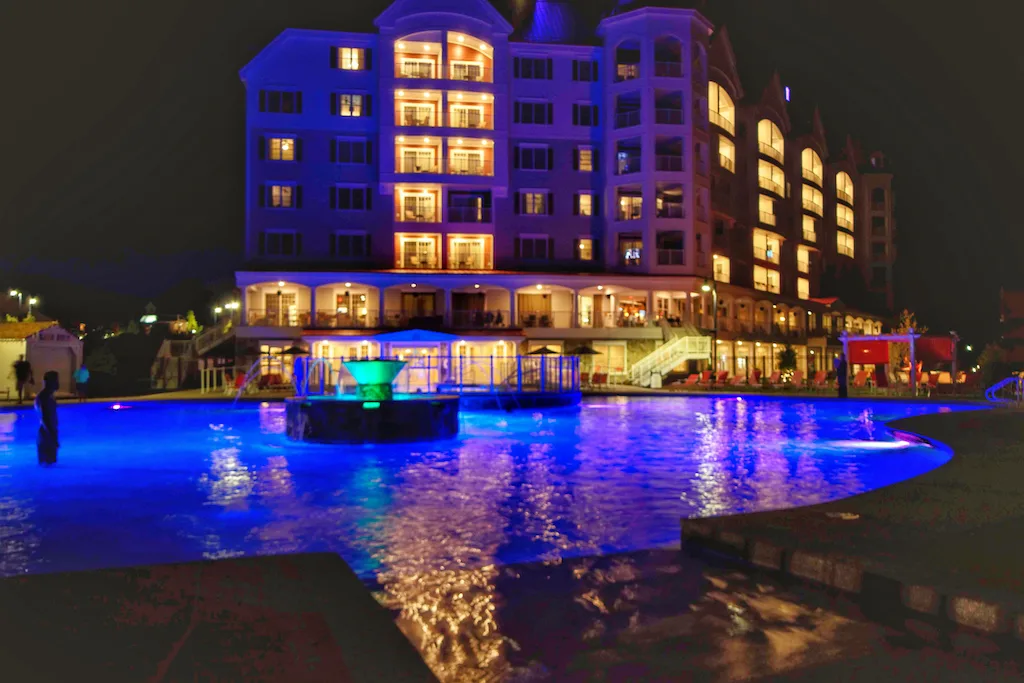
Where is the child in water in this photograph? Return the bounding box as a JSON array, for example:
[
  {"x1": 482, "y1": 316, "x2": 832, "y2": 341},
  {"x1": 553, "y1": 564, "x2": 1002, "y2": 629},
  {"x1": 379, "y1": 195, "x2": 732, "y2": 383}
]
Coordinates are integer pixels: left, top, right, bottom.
[{"x1": 35, "y1": 371, "x2": 59, "y2": 466}]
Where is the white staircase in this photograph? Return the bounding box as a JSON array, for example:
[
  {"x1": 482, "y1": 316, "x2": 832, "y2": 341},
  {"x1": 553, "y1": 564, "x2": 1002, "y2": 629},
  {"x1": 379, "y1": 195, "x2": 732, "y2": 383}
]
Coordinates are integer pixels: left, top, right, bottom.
[
  {"x1": 629, "y1": 333, "x2": 712, "y2": 387},
  {"x1": 195, "y1": 321, "x2": 235, "y2": 357}
]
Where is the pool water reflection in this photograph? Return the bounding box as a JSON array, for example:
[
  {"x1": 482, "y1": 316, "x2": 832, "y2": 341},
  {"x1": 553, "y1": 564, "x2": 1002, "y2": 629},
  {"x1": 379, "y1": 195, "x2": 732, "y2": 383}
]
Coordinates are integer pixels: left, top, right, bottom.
[{"x1": 0, "y1": 396, "x2": 976, "y2": 579}]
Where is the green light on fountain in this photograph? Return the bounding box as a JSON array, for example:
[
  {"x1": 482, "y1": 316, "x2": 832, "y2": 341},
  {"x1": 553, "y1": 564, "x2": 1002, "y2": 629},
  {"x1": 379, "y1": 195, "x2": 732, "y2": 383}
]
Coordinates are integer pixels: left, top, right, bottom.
[{"x1": 342, "y1": 360, "x2": 407, "y2": 401}]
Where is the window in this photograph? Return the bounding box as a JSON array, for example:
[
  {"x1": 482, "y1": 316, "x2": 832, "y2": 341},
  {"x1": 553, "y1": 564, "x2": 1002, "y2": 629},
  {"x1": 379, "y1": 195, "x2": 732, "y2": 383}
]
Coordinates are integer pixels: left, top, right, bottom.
[
  {"x1": 708, "y1": 82, "x2": 735, "y2": 134},
  {"x1": 398, "y1": 58, "x2": 435, "y2": 79},
  {"x1": 448, "y1": 234, "x2": 493, "y2": 270},
  {"x1": 616, "y1": 193, "x2": 642, "y2": 221},
  {"x1": 837, "y1": 231, "x2": 855, "y2": 258},
  {"x1": 517, "y1": 235, "x2": 552, "y2": 260},
  {"x1": 802, "y1": 215, "x2": 817, "y2": 242},
  {"x1": 573, "y1": 103, "x2": 598, "y2": 127},
  {"x1": 717, "y1": 135, "x2": 735, "y2": 172},
  {"x1": 797, "y1": 245, "x2": 811, "y2": 274},
  {"x1": 802, "y1": 184, "x2": 823, "y2": 216},
  {"x1": 334, "y1": 47, "x2": 369, "y2": 71},
  {"x1": 836, "y1": 171, "x2": 854, "y2": 204},
  {"x1": 259, "y1": 183, "x2": 301, "y2": 209},
  {"x1": 753, "y1": 265, "x2": 780, "y2": 294},
  {"x1": 515, "y1": 145, "x2": 552, "y2": 170},
  {"x1": 714, "y1": 255, "x2": 730, "y2": 283},
  {"x1": 333, "y1": 93, "x2": 371, "y2": 117},
  {"x1": 752, "y1": 229, "x2": 780, "y2": 264},
  {"x1": 758, "y1": 194, "x2": 775, "y2": 226},
  {"x1": 592, "y1": 343, "x2": 626, "y2": 374},
  {"x1": 513, "y1": 101, "x2": 553, "y2": 125},
  {"x1": 758, "y1": 160, "x2": 785, "y2": 195},
  {"x1": 871, "y1": 241, "x2": 887, "y2": 258},
  {"x1": 516, "y1": 191, "x2": 551, "y2": 216},
  {"x1": 450, "y1": 104, "x2": 484, "y2": 129},
  {"x1": 266, "y1": 136, "x2": 297, "y2": 161},
  {"x1": 397, "y1": 234, "x2": 440, "y2": 269},
  {"x1": 398, "y1": 191, "x2": 438, "y2": 222},
  {"x1": 259, "y1": 90, "x2": 302, "y2": 114},
  {"x1": 575, "y1": 145, "x2": 596, "y2": 172},
  {"x1": 331, "y1": 186, "x2": 373, "y2": 211},
  {"x1": 871, "y1": 216, "x2": 886, "y2": 236},
  {"x1": 797, "y1": 278, "x2": 810, "y2": 300},
  {"x1": 618, "y1": 235, "x2": 643, "y2": 266},
  {"x1": 801, "y1": 148, "x2": 823, "y2": 185},
  {"x1": 871, "y1": 187, "x2": 886, "y2": 208},
  {"x1": 837, "y1": 203, "x2": 854, "y2": 231},
  {"x1": 331, "y1": 139, "x2": 372, "y2": 164},
  {"x1": 574, "y1": 192, "x2": 594, "y2": 217},
  {"x1": 330, "y1": 232, "x2": 369, "y2": 259},
  {"x1": 259, "y1": 230, "x2": 300, "y2": 256},
  {"x1": 656, "y1": 231, "x2": 684, "y2": 265},
  {"x1": 575, "y1": 237, "x2": 594, "y2": 261},
  {"x1": 872, "y1": 266, "x2": 887, "y2": 287},
  {"x1": 514, "y1": 57, "x2": 553, "y2": 80},
  {"x1": 573, "y1": 59, "x2": 598, "y2": 82},
  {"x1": 757, "y1": 119, "x2": 784, "y2": 163}
]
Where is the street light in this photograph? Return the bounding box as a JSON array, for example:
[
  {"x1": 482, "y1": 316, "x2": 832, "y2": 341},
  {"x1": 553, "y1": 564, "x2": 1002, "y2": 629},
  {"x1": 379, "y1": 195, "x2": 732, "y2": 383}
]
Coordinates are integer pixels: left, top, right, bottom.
[
  {"x1": 27, "y1": 297, "x2": 38, "y2": 317},
  {"x1": 8, "y1": 289, "x2": 22, "y2": 309},
  {"x1": 965, "y1": 344, "x2": 973, "y2": 352},
  {"x1": 702, "y1": 279, "x2": 718, "y2": 372}
]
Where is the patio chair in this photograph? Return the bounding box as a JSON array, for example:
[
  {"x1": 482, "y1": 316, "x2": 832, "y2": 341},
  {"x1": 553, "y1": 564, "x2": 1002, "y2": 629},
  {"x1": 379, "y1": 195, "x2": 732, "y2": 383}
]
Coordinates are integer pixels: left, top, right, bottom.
[
  {"x1": 852, "y1": 371, "x2": 869, "y2": 391},
  {"x1": 791, "y1": 370, "x2": 805, "y2": 389},
  {"x1": 729, "y1": 374, "x2": 748, "y2": 386},
  {"x1": 696, "y1": 370, "x2": 714, "y2": 388},
  {"x1": 715, "y1": 370, "x2": 729, "y2": 386},
  {"x1": 767, "y1": 371, "x2": 782, "y2": 389},
  {"x1": 750, "y1": 369, "x2": 762, "y2": 387},
  {"x1": 810, "y1": 370, "x2": 828, "y2": 391},
  {"x1": 682, "y1": 373, "x2": 700, "y2": 387}
]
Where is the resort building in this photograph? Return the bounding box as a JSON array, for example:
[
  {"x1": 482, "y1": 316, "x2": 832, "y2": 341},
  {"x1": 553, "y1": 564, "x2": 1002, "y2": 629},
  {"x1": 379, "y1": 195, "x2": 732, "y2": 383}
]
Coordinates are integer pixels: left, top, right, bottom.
[{"x1": 227, "y1": 0, "x2": 893, "y2": 384}]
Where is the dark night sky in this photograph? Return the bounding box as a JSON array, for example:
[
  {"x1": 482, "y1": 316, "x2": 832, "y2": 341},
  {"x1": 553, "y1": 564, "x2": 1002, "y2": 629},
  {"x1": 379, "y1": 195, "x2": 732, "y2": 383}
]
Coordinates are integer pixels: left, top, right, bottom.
[{"x1": 0, "y1": 0, "x2": 1020, "y2": 345}]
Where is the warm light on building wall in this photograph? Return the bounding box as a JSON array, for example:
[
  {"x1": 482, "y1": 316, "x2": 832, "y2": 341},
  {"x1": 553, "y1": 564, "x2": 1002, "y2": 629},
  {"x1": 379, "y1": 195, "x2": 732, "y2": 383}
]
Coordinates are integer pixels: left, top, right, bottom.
[
  {"x1": 758, "y1": 194, "x2": 775, "y2": 226},
  {"x1": 837, "y1": 231, "x2": 855, "y2": 258},
  {"x1": 797, "y1": 245, "x2": 811, "y2": 274},
  {"x1": 801, "y1": 184, "x2": 823, "y2": 216},
  {"x1": 801, "y1": 148, "x2": 823, "y2": 185},
  {"x1": 717, "y1": 135, "x2": 735, "y2": 172},
  {"x1": 714, "y1": 255, "x2": 731, "y2": 283},
  {"x1": 837, "y1": 203, "x2": 854, "y2": 231},
  {"x1": 758, "y1": 159, "x2": 785, "y2": 195},
  {"x1": 753, "y1": 229, "x2": 781, "y2": 265},
  {"x1": 753, "y1": 265, "x2": 781, "y2": 294},
  {"x1": 836, "y1": 171, "x2": 854, "y2": 204},
  {"x1": 708, "y1": 82, "x2": 735, "y2": 134},
  {"x1": 797, "y1": 277, "x2": 810, "y2": 300},
  {"x1": 757, "y1": 119, "x2": 785, "y2": 164}
]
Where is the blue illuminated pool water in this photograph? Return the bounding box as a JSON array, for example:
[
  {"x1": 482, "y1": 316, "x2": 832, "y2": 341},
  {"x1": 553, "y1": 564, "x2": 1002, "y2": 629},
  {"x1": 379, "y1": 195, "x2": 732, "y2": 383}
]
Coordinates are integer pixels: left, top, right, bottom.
[{"x1": 0, "y1": 397, "x2": 979, "y2": 579}]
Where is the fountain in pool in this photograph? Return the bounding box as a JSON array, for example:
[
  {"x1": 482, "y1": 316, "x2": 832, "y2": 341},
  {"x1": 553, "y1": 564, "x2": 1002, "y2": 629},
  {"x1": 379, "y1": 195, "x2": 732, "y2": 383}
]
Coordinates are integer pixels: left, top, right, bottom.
[{"x1": 284, "y1": 359, "x2": 460, "y2": 443}]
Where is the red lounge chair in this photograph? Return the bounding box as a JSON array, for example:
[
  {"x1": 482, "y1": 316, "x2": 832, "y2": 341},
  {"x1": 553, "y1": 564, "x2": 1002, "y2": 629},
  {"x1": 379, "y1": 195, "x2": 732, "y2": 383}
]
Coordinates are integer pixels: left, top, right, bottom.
[
  {"x1": 768, "y1": 371, "x2": 782, "y2": 388},
  {"x1": 682, "y1": 374, "x2": 700, "y2": 387},
  {"x1": 810, "y1": 370, "x2": 828, "y2": 390},
  {"x1": 697, "y1": 370, "x2": 714, "y2": 388},
  {"x1": 729, "y1": 374, "x2": 747, "y2": 385},
  {"x1": 751, "y1": 369, "x2": 762, "y2": 386},
  {"x1": 790, "y1": 370, "x2": 804, "y2": 389},
  {"x1": 852, "y1": 371, "x2": 869, "y2": 389},
  {"x1": 715, "y1": 370, "x2": 729, "y2": 385}
]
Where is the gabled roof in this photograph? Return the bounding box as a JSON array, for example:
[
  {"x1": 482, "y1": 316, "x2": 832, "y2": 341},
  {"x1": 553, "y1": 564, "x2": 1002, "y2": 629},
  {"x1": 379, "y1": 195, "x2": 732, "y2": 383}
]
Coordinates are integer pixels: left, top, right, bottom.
[
  {"x1": 375, "y1": 0, "x2": 513, "y2": 33},
  {"x1": 0, "y1": 321, "x2": 57, "y2": 341},
  {"x1": 758, "y1": 72, "x2": 791, "y2": 132},
  {"x1": 708, "y1": 25, "x2": 743, "y2": 99}
]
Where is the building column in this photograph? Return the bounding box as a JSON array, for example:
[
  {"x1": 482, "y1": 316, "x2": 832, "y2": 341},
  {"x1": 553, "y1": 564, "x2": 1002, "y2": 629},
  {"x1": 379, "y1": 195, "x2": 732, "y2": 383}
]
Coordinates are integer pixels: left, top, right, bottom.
[
  {"x1": 646, "y1": 290, "x2": 655, "y2": 326},
  {"x1": 443, "y1": 288, "x2": 453, "y2": 327},
  {"x1": 308, "y1": 286, "x2": 317, "y2": 329},
  {"x1": 378, "y1": 288, "x2": 387, "y2": 327},
  {"x1": 570, "y1": 290, "x2": 579, "y2": 328},
  {"x1": 509, "y1": 289, "x2": 517, "y2": 328}
]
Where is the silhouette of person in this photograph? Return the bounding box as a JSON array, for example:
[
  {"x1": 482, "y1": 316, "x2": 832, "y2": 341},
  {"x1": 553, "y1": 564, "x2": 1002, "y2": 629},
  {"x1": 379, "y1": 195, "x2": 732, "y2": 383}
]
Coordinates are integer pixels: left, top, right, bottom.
[
  {"x1": 10, "y1": 354, "x2": 34, "y2": 405},
  {"x1": 73, "y1": 364, "x2": 90, "y2": 402},
  {"x1": 836, "y1": 352, "x2": 849, "y2": 399},
  {"x1": 35, "y1": 370, "x2": 59, "y2": 466}
]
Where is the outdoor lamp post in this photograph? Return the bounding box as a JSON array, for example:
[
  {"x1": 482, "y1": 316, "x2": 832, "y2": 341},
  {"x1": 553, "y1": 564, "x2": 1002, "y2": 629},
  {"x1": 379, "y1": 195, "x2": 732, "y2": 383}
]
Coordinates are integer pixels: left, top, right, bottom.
[
  {"x1": 9, "y1": 289, "x2": 22, "y2": 309},
  {"x1": 702, "y1": 279, "x2": 718, "y2": 372},
  {"x1": 27, "y1": 297, "x2": 38, "y2": 317}
]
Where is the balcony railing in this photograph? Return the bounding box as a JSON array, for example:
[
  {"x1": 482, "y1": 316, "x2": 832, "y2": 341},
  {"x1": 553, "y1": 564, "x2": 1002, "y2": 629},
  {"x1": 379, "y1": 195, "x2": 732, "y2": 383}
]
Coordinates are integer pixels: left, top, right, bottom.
[
  {"x1": 397, "y1": 255, "x2": 440, "y2": 269},
  {"x1": 616, "y1": 205, "x2": 643, "y2": 221},
  {"x1": 803, "y1": 227, "x2": 817, "y2": 242},
  {"x1": 395, "y1": 157, "x2": 498, "y2": 177},
  {"x1": 447, "y1": 206, "x2": 493, "y2": 223},
  {"x1": 578, "y1": 312, "x2": 652, "y2": 329},
  {"x1": 838, "y1": 244, "x2": 855, "y2": 258},
  {"x1": 759, "y1": 211, "x2": 776, "y2": 226},
  {"x1": 654, "y1": 61, "x2": 683, "y2": 78},
  {"x1": 837, "y1": 188, "x2": 854, "y2": 204},
  {"x1": 615, "y1": 64, "x2": 640, "y2": 82},
  {"x1": 614, "y1": 156, "x2": 642, "y2": 175},
  {"x1": 801, "y1": 198, "x2": 823, "y2": 216},
  {"x1": 615, "y1": 110, "x2": 641, "y2": 128},
  {"x1": 655, "y1": 108, "x2": 683, "y2": 125},
  {"x1": 837, "y1": 216, "x2": 854, "y2": 230},
  {"x1": 246, "y1": 309, "x2": 311, "y2": 327},
  {"x1": 451, "y1": 310, "x2": 509, "y2": 329},
  {"x1": 447, "y1": 254, "x2": 493, "y2": 270},
  {"x1": 718, "y1": 154, "x2": 734, "y2": 172},
  {"x1": 656, "y1": 248, "x2": 685, "y2": 265},
  {"x1": 655, "y1": 155, "x2": 683, "y2": 172},
  {"x1": 382, "y1": 310, "x2": 445, "y2": 328},
  {"x1": 518, "y1": 310, "x2": 573, "y2": 328},
  {"x1": 753, "y1": 246, "x2": 779, "y2": 264},
  {"x1": 758, "y1": 176, "x2": 783, "y2": 196},
  {"x1": 395, "y1": 209, "x2": 440, "y2": 223},
  {"x1": 656, "y1": 201, "x2": 684, "y2": 218},
  {"x1": 448, "y1": 64, "x2": 493, "y2": 83},
  {"x1": 396, "y1": 112, "x2": 492, "y2": 130},
  {"x1": 758, "y1": 142, "x2": 784, "y2": 164},
  {"x1": 802, "y1": 168, "x2": 823, "y2": 186},
  {"x1": 797, "y1": 260, "x2": 810, "y2": 274},
  {"x1": 709, "y1": 111, "x2": 734, "y2": 134},
  {"x1": 394, "y1": 62, "x2": 493, "y2": 83},
  {"x1": 313, "y1": 311, "x2": 379, "y2": 329}
]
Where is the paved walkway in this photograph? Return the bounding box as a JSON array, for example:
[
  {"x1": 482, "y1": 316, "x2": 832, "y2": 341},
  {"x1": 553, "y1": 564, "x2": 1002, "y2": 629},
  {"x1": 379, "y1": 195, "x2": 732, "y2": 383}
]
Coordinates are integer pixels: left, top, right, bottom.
[{"x1": 682, "y1": 407, "x2": 1024, "y2": 642}]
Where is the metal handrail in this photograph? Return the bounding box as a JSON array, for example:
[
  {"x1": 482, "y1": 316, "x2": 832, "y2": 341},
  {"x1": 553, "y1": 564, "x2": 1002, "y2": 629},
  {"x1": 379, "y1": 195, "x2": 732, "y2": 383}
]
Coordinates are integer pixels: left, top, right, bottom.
[{"x1": 985, "y1": 375, "x2": 1024, "y2": 403}]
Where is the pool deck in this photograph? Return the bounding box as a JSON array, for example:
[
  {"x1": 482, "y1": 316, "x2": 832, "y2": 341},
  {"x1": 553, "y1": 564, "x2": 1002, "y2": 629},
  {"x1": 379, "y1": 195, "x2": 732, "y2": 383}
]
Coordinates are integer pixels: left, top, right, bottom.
[
  {"x1": 0, "y1": 553, "x2": 438, "y2": 682},
  {"x1": 682, "y1": 407, "x2": 1024, "y2": 644}
]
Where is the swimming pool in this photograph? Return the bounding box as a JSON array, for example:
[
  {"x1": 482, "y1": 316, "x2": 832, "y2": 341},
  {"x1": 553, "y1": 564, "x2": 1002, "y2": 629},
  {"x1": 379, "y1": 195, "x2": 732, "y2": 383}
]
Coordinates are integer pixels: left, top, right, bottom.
[{"x1": 0, "y1": 397, "x2": 977, "y2": 579}]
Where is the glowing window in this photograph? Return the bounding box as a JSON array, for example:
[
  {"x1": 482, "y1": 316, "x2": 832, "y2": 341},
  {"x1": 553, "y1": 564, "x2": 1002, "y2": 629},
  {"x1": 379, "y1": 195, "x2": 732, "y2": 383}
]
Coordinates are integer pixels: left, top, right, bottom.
[
  {"x1": 708, "y1": 82, "x2": 735, "y2": 134},
  {"x1": 837, "y1": 231, "x2": 855, "y2": 258},
  {"x1": 836, "y1": 172, "x2": 854, "y2": 204},
  {"x1": 801, "y1": 148, "x2": 823, "y2": 185},
  {"x1": 717, "y1": 135, "x2": 735, "y2": 172},
  {"x1": 268, "y1": 137, "x2": 295, "y2": 161},
  {"x1": 757, "y1": 119, "x2": 784, "y2": 163}
]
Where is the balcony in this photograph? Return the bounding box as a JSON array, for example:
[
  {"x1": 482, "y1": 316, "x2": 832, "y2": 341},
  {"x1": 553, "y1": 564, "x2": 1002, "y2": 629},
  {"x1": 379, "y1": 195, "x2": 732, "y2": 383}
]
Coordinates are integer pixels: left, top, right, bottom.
[
  {"x1": 709, "y1": 111, "x2": 734, "y2": 135},
  {"x1": 837, "y1": 188, "x2": 854, "y2": 204},
  {"x1": 759, "y1": 211, "x2": 775, "y2": 226},
  {"x1": 395, "y1": 159, "x2": 494, "y2": 176},
  {"x1": 246, "y1": 309, "x2": 311, "y2": 327},
  {"x1": 803, "y1": 226, "x2": 817, "y2": 242},
  {"x1": 655, "y1": 155, "x2": 683, "y2": 172},
  {"x1": 616, "y1": 203, "x2": 643, "y2": 221},
  {"x1": 448, "y1": 64, "x2": 492, "y2": 83},
  {"x1": 615, "y1": 155, "x2": 642, "y2": 175},
  {"x1": 656, "y1": 201, "x2": 684, "y2": 219},
  {"x1": 394, "y1": 61, "x2": 493, "y2": 83},
  {"x1": 447, "y1": 206, "x2": 493, "y2": 223},
  {"x1": 801, "y1": 198, "x2": 823, "y2": 216},
  {"x1": 837, "y1": 215, "x2": 854, "y2": 231},
  {"x1": 518, "y1": 310, "x2": 573, "y2": 328},
  {"x1": 451, "y1": 310, "x2": 509, "y2": 329},
  {"x1": 615, "y1": 110, "x2": 641, "y2": 128},
  {"x1": 395, "y1": 209, "x2": 440, "y2": 223},
  {"x1": 797, "y1": 260, "x2": 810, "y2": 274},
  {"x1": 758, "y1": 176, "x2": 783, "y2": 196},
  {"x1": 655, "y1": 108, "x2": 683, "y2": 125},
  {"x1": 313, "y1": 311, "x2": 379, "y2": 329},
  {"x1": 753, "y1": 247, "x2": 779, "y2": 265},
  {"x1": 758, "y1": 142, "x2": 784, "y2": 164},
  {"x1": 654, "y1": 61, "x2": 683, "y2": 78},
  {"x1": 396, "y1": 111, "x2": 493, "y2": 130},
  {"x1": 656, "y1": 248, "x2": 685, "y2": 265},
  {"x1": 615, "y1": 63, "x2": 640, "y2": 82},
  {"x1": 718, "y1": 154, "x2": 734, "y2": 172},
  {"x1": 382, "y1": 310, "x2": 445, "y2": 328},
  {"x1": 802, "y1": 168, "x2": 823, "y2": 186}
]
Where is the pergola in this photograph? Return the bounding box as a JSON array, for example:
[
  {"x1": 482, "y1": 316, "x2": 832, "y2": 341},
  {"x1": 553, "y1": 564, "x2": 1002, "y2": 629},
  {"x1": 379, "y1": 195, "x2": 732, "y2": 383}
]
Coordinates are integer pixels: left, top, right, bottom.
[{"x1": 838, "y1": 328, "x2": 959, "y2": 397}]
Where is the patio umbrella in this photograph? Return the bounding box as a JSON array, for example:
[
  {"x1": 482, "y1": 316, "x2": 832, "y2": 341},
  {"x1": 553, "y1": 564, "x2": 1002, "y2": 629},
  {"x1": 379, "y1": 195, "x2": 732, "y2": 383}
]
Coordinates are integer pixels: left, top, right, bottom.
[
  {"x1": 527, "y1": 346, "x2": 559, "y2": 355},
  {"x1": 280, "y1": 344, "x2": 310, "y2": 356},
  {"x1": 568, "y1": 346, "x2": 600, "y2": 356}
]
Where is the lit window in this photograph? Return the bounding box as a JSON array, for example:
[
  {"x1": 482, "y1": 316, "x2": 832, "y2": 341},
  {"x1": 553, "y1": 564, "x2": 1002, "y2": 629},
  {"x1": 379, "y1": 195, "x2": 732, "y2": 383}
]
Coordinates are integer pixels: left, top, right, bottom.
[
  {"x1": 758, "y1": 159, "x2": 785, "y2": 195},
  {"x1": 753, "y1": 229, "x2": 780, "y2": 265},
  {"x1": 617, "y1": 194, "x2": 642, "y2": 221},
  {"x1": 757, "y1": 119, "x2": 784, "y2": 164},
  {"x1": 836, "y1": 171, "x2": 854, "y2": 204},
  {"x1": 619, "y1": 236, "x2": 643, "y2": 266},
  {"x1": 801, "y1": 184, "x2": 823, "y2": 216},
  {"x1": 758, "y1": 194, "x2": 775, "y2": 226},
  {"x1": 753, "y1": 265, "x2": 781, "y2": 294},
  {"x1": 837, "y1": 203, "x2": 854, "y2": 231},
  {"x1": 577, "y1": 192, "x2": 593, "y2": 217},
  {"x1": 801, "y1": 148, "x2": 823, "y2": 185},
  {"x1": 797, "y1": 245, "x2": 811, "y2": 274},
  {"x1": 576, "y1": 237, "x2": 594, "y2": 261},
  {"x1": 578, "y1": 145, "x2": 593, "y2": 172},
  {"x1": 592, "y1": 343, "x2": 627, "y2": 374},
  {"x1": 522, "y1": 192, "x2": 547, "y2": 215},
  {"x1": 339, "y1": 94, "x2": 363, "y2": 117},
  {"x1": 802, "y1": 215, "x2": 817, "y2": 242},
  {"x1": 268, "y1": 137, "x2": 295, "y2": 161},
  {"x1": 397, "y1": 233, "x2": 440, "y2": 268},
  {"x1": 797, "y1": 277, "x2": 809, "y2": 300},
  {"x1": 708, "y1": 82, "x2": 735, "y2": 134},
  {"x1": 338, "y1": 47, "x2": 365, "y2": 70},
  {"x1": 270, "y1": 184, "x2": 293, "y2": 208},
  {"x1": 717, "y1": 135, "x2": 735, "y2": 172},
  {"x1": 713, "y1": 255, "x2": 730, "y2": 283},
  {"x1": 837, "y1": 231, "x2": 855, "y2": 258}
]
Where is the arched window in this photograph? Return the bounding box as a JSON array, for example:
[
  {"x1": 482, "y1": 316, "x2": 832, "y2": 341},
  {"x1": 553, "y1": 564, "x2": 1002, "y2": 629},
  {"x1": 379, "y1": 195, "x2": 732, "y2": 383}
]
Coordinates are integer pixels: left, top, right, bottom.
[
  {"x1": 757, "y1": 119, "x2": 784, "y2": 164},
  {"x1": 871, "y1": 188, "x2": 886, "y2": 207},
  {"x1": 801, "y1": 148, "x2": 823, "y2": 185},
  {"x1": 836, "y1": 172, "x2": 854, "y2": 204},
  {"x1": 708, "y1": 82, "x2": 735, "y2": 134}
]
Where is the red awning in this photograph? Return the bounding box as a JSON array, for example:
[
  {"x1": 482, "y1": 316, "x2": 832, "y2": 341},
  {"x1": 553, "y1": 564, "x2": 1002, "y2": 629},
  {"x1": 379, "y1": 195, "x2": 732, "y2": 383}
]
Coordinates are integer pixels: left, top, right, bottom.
[
  {"x1": 847, "y1": 340, "x2": 890, "y2": 364},
  {"x1": 916, "y1": 336, "x2": 954, "y2": 363}
]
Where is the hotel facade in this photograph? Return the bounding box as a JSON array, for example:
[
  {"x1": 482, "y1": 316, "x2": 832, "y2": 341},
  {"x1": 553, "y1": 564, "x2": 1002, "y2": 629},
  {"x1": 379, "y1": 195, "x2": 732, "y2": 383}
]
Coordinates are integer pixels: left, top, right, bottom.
[{"x1": 228, "y1": 0, "x2": 897, "y2": 384}]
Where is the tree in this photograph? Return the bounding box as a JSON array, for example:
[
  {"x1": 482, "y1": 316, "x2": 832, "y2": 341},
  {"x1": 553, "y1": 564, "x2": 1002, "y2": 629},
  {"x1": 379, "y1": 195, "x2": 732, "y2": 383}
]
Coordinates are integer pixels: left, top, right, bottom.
[
  {"x1": 85, "y1": 345, "x2": 118, "y2": 376},
  {"x1": 978, "y1": 342, "x2": 1010, "y2": 388},
  {"x1": 889, "y1": 309, "x2": 929, "y2": 370},
  {"x1": 185, "y1": 310, "x2": 203, "y2": 335},
  {"x1": 777, "y1": 343, "x2": 798, "y2": 381},
  {"x1": 4, "y1": 314, "x2": 17, "y2": 323},
  {"x1": 125, "y1": 320, "x2": 140, "y2": 335}
]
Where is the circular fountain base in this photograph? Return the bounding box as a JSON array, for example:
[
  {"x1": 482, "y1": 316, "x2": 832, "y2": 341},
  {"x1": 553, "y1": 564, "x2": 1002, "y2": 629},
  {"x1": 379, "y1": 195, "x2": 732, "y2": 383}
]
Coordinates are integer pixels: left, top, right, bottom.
[{"x1": 285, "y1": 395, "x2": 460, "y2": 444}]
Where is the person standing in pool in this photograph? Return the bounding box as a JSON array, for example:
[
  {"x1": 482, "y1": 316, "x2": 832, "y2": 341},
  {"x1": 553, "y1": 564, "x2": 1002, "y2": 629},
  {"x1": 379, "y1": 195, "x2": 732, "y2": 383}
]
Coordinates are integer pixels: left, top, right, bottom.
[
  {"x1": 835, "y1": 352, "x2": 849, "y2": 399},
  {"x1": 35, "y1": 371, "x2": 60, "y2": 466}
]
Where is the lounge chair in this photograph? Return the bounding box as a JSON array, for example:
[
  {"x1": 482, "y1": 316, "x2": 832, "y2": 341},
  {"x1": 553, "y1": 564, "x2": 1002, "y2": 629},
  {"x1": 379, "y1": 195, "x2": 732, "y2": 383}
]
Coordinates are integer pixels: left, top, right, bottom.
[
  {"x1": 750, "y1": 369, "x2": 762, "y2": 387},
  {"x1": 682, "y1": 373, "x2": 700, "y2": 387},
  {"x1": 715, "y1": 370, "x2": 729, "y2": 386},
  {"x1": 852, "y1": 371, "x2": 869, "y2": 391},
  {"x1": 810, "y1": 370, "x2": 828, "y2": 391},
  {"x1": 696, "y1": 370, "x2": 714, "y2": 388},
  {"x1": 767, "y1": 371, "x2": 782, "y2": 389},
  {"x1": 791, "y1": 370, "x2": 805, "y2": 389},
  {"x1": 729, "y1": 374, "x2": 747, "y2": 386}
]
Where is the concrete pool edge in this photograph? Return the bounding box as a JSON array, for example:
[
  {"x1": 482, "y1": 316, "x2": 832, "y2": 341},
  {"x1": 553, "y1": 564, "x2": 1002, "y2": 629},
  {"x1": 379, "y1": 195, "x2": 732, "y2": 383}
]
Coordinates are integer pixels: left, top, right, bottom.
[{"x1": 681, "y1": 406, "x2": 1024, "y2": 645}]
